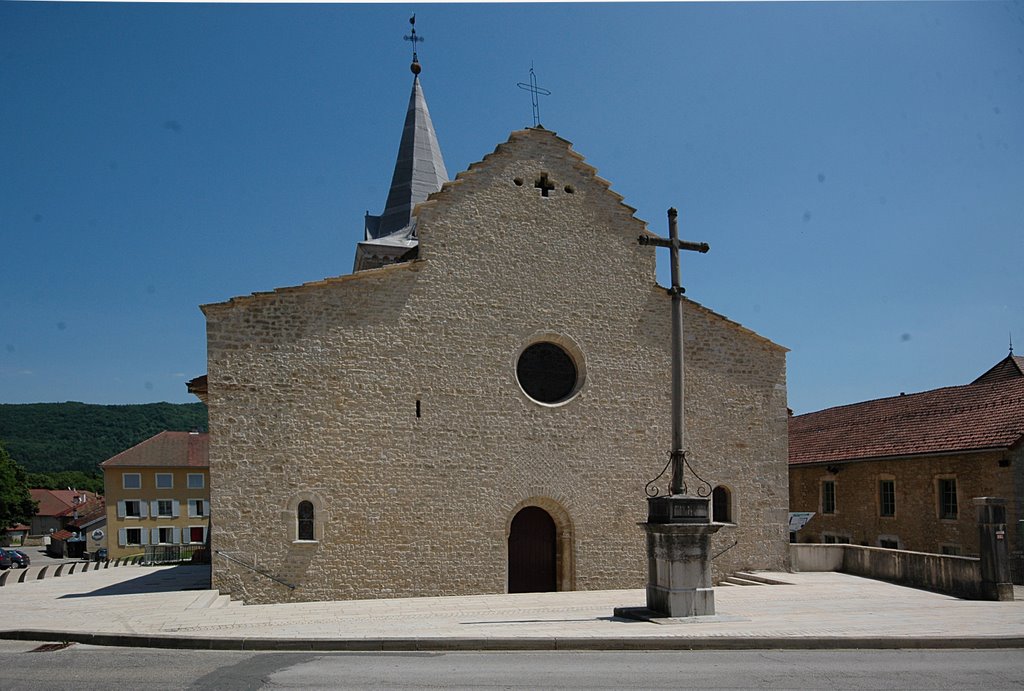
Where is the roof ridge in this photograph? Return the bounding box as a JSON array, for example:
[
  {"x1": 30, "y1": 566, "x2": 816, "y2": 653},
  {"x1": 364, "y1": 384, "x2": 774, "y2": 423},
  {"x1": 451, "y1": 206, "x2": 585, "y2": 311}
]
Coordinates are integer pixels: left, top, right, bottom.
[{"x1": 793, "y1": 377, "x2": 1024, "y2": 420}]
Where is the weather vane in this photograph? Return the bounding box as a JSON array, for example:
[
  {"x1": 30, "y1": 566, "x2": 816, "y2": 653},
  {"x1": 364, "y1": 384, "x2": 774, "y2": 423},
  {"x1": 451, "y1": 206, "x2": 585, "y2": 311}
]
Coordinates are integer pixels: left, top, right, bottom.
[
  {"x1": 517, "y1": 64, "x2": 551, "y2": 127},
  {"x1": 404, "y1": 14, "x2": 424, "y2": 74}
]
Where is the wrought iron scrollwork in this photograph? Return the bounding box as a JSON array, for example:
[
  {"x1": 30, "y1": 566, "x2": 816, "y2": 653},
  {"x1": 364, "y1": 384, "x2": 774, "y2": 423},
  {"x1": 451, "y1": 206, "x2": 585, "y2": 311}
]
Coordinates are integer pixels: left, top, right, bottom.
[
  {"x1": 644, "y1": 450, "x2": 673, "y2": 497},
  {"x1": 682, "y1": 452, "x2": 713, "y2": 498},
  {"x1": 645, "y1": 448, "x2": 713, "y2": 498}
]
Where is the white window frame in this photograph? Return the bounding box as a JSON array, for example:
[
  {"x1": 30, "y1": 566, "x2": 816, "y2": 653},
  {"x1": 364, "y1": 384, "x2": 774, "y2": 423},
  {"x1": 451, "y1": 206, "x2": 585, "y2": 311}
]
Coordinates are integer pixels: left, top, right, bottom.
[
  {"x1": 153, "y1": 526, "x2": 181, "y2": 545},
  {"x1": 187, "y1": 499, "x2": 209, "y2": 518},
  {"x1": 150, "y1": 499, "x2": 179, "y2": 518},
  {"x1": 117, "y1": 499, "x2": 147, "y2": 519},
  {"x1": 187, "y1": 525, "x2": 207, "y2": 544},
  {"x1": 120, "y1": 527, "x2": 146, "y2": 546},
  {"x1": 122, "y1": 473, "x2": 141, "y2": 490},
  {"x1": 187, "y1": 473, "x2": 205, "y2": 489},
  {"x1": 155, "y1": 473, "x2": 174, "y2": 490}
]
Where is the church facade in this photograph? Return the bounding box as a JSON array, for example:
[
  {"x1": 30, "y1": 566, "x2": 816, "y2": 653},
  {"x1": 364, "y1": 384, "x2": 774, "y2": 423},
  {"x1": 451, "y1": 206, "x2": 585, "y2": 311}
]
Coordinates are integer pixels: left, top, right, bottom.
[{"x1": 198, "y1": 62, "x2": 789, "y2": 604}]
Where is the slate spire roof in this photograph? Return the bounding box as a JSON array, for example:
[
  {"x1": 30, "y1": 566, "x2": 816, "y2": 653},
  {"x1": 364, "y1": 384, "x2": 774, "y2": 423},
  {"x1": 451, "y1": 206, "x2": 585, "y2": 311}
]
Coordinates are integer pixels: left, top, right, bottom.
[
  {"x1": 789, "y1": 355, "x2": 1024, "y2": 466},
  {"x1": 365, "y1": 75, "x2": 448, "y2": 241},
  {"x1": 355, "y1": 62, "x2": 448, "y2": 272}
]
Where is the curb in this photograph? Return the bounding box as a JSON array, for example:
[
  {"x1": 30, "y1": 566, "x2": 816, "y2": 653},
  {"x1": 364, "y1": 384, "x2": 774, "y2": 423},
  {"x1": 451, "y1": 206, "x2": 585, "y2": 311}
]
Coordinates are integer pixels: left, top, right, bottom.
[{"x1": 2, "y1": 630, "x2": 1023, "y2": 651}]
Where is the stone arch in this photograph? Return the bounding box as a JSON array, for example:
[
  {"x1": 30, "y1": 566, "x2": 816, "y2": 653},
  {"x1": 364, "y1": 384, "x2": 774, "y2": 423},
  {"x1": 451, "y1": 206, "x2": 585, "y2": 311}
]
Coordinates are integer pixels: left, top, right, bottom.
[
  {"x1": 712, "y1": 484, "x2": 735, "y2": 524},
  {"x1": 505, "y1": 496, "x2": 575, "y2": 592},
  {"x1": 282, "y1": 490, "x2": 330, "y2": 543}
]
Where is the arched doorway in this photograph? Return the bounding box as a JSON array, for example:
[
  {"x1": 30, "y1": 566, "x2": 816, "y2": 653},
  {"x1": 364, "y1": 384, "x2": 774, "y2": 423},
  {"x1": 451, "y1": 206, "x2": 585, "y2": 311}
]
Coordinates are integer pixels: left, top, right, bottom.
[{"x1": 508, "y1": 506, "x2": 557, "y2": 593}]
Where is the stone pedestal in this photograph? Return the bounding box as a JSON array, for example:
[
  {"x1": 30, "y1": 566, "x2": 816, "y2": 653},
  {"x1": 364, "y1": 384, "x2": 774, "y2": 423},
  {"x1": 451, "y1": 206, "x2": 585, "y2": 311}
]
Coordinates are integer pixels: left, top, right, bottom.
[
  {"x1": 643, "y1": 495, "x2": 722, "y2": 617},
  {"x1": 974, "y1": 497, "x2": 1013, "y2": 602}
]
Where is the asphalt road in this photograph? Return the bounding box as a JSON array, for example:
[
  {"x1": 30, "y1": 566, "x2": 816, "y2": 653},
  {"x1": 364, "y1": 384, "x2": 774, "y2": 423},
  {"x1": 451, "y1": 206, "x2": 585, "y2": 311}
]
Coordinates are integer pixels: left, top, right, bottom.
[{"x1": 2, "y1": 643, "x2": 1023, "y2": 690}]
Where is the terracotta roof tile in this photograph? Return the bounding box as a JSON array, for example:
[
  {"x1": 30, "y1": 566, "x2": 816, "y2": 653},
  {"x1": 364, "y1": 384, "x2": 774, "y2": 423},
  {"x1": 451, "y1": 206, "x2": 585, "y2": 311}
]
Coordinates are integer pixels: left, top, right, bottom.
[
  {"x1": 29, "y1": 489, "x2": 100, "y2": 518},
  {"x1": 789, "y1": 377, "x2": 1024, "y2": 465},
  {"x1": 64, "y1": 497, "x2": 106, "y2": 528},
  {"x1": 99, "y1": 431, "x2": 209, "y2": 468},
  {"x1": 972, "y1": 354, "x2": 1024, "y2": 385}
]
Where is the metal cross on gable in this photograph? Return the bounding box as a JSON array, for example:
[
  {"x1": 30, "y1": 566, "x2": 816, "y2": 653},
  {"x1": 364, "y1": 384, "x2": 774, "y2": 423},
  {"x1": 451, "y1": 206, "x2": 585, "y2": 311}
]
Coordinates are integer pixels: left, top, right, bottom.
[
  {"x1": 638, "y1": 208, "x2": 710, "y2": 496},
  {"x1": 517, "y1": 65, "x2": 551, "y2": 128}
]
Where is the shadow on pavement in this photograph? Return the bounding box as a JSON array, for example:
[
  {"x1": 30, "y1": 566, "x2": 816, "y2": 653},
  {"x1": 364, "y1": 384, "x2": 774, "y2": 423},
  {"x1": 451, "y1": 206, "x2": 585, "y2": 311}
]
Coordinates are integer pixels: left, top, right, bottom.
[{"x1": 59, "y1": 564, "x2": 211, "y2": 598}]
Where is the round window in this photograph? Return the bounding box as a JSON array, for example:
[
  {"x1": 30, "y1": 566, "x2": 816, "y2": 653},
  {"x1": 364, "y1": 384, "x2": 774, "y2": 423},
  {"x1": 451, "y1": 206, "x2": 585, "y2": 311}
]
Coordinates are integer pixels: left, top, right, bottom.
[{"x1": 516, "y1": 341, "x2": 579, "y2": 404}]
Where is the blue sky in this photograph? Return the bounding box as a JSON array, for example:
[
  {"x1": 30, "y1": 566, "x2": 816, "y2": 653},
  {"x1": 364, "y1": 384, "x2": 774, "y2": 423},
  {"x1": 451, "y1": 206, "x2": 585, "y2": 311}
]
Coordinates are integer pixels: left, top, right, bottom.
[{"x1": 1, "y1": 1, "x2": 1022, "y2": 414}]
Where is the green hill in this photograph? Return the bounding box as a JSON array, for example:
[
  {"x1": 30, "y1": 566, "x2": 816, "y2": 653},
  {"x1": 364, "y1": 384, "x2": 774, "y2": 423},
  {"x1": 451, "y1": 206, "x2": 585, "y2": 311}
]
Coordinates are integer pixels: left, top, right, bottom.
[{"x1": 0, "y1": 402, "x2": 207, "y2": 474}]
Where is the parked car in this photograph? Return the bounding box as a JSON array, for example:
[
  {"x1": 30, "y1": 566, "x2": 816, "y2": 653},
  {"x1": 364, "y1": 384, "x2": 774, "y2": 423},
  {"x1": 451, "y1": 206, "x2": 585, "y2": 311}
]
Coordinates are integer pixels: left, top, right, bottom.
[
  {"x1": 3, "y1": 549, "x2": 30, "y2": 568},
  {"x1": 0, "y1": 551, "x2": 11, "y2": 570}
]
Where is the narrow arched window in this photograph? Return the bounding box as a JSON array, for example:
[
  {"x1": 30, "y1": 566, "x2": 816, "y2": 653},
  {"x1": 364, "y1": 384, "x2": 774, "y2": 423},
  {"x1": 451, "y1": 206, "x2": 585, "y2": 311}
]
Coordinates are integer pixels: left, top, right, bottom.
[
  {"x1": 712, "y1": 486, "x2": 731, "y2": 523},
  {"x1": 297, "y1": 501, "x2": 315, "y2": 541}
]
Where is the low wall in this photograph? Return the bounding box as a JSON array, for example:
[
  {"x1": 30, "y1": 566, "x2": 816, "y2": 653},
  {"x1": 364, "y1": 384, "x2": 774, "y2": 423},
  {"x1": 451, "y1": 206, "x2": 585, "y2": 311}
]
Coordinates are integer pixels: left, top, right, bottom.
[
  {"x1": 0, "y1": 557, "x2": 143, "y2": 588},
  {"x1": 791, "y1": 544, "x2": 984, "y2": 599}
]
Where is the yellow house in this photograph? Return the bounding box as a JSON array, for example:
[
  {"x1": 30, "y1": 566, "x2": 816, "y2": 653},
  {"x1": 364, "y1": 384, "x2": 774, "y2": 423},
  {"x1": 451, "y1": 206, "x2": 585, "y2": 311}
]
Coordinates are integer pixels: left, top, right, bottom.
[{"x1": 100, "y1": 431, "x2": 210, "y2": 559}]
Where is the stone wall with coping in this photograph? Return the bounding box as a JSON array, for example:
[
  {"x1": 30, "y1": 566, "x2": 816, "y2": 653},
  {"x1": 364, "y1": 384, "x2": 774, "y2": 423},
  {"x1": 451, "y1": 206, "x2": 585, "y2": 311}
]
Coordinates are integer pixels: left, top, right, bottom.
[
  {"x1": 791, "y1": 543, "x2": 985, "y2": 599},
  {"x1": 204, "y1": 128, "x2": 789, "y2": 604},
  {"x1": 789, "y1": 449, "x2": 1019, "y2": 555}
]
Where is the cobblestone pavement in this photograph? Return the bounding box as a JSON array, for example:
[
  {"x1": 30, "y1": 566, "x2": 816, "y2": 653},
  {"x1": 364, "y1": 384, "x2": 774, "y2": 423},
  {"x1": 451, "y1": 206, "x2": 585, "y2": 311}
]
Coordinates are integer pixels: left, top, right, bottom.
[{"x1": 1, "y1": 565, "x2": 1022, "y2": 649}]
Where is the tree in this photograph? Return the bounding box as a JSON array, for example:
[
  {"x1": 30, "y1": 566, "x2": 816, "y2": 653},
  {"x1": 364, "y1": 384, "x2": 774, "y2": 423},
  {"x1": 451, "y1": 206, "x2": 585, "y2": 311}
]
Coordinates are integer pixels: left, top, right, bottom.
[{"x1": 0, "y1": 440, "x2": 36, "y2": 530}]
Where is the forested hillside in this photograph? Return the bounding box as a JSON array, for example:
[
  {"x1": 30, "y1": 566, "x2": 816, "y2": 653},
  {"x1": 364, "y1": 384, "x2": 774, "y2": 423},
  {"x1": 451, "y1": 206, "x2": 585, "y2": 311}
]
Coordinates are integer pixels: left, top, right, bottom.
[{"x1": 0, "y1": 402, "x2": 207, "y2": 474}]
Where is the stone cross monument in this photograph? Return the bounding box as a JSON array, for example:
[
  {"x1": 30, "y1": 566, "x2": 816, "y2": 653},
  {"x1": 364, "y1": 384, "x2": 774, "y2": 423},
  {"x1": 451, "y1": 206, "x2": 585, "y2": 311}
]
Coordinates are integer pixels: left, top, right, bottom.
[{"x1": 623, "y1": 208, "x2": 723, "y2": 619}]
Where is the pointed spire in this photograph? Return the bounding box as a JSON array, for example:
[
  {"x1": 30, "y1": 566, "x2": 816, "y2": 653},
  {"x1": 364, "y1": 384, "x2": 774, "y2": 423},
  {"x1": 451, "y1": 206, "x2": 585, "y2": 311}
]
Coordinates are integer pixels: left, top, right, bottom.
[
  {"x1": 367, "y1": 75, "x2": 448, "y2": 240},
  {"x1": 356, "y1": 16, "x2": 448, "y2": 274}
]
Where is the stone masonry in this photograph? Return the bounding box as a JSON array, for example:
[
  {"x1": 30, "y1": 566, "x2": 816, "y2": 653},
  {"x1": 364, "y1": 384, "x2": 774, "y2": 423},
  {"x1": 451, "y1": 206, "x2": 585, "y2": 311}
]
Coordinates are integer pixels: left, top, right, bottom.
[
  {"x1": 790, "y1": 448, "x2": 1022, "y2": 555},
  {"x1": 203, "y1": 128, "x2": 789, "y2": 604}
]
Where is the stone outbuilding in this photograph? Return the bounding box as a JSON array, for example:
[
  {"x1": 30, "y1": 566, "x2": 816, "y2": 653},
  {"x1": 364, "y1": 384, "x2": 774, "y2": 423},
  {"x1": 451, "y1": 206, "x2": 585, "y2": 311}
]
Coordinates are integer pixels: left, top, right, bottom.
[
  {"x1": 789, "y1": 352, "x2": 1024, "y2": 568},
  {"x1": 194, "y1": 57, "x2": 790, "y2": 604}
]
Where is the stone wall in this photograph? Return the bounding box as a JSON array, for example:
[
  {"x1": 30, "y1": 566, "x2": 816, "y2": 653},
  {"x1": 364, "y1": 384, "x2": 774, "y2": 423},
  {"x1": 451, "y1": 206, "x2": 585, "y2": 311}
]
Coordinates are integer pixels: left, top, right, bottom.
[
  {"x1": 204, "y1": 128, "x2": 789, "y2": 604},
  {"x1": 791, "y1": 543, "x2": 985, "y2": 599},
  {"x1": 789, "y1": 449, "x2": 1020, "y2": 556}
]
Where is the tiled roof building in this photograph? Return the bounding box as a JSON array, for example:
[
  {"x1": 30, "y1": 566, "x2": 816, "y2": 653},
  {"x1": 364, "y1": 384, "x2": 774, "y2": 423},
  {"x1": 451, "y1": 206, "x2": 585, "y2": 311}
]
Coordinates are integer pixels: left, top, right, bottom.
[
  {"x1": 789, "y1": 352, "x2": 1023, "y2": 560},
  {"x1": 27, "y1": 488, "x2": 100, "y2": 537},
  {"x1": 100, "y1": 431, "x2": 210, "y2": 560}
]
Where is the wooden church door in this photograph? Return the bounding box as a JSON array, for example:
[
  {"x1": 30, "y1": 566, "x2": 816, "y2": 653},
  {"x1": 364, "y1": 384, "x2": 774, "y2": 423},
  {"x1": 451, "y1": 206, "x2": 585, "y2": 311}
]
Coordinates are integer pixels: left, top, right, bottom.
[{"x1": 508, "y1": 506, "x2": 557, "y2": 593}]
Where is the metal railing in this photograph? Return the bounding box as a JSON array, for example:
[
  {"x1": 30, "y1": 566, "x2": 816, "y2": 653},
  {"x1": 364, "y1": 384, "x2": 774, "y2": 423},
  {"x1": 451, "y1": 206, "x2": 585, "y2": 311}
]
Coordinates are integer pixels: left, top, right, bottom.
[
  {"x1": 1010, "y1": 552, "x2": 1023, "y2": 585},
  {"x1": 215, "y1": 550, "x2": 296, "y2": 590},
  {"x1": 143, "y1": 544, "x2": 206, "y2": 564}
]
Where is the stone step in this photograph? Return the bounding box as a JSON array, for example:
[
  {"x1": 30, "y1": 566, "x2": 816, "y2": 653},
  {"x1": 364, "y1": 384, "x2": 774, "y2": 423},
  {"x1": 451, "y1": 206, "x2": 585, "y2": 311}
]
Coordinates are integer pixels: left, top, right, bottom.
[
  {"x1": 185, "y1": 590, "x2": 223, "y2": 610},
  {"x1": 722, "y1": 576, "x2": 763, "y2": 586},
  {"x1": 733, "y1": 571, "x2": 792, "y2": 586},
  {"x1": 211, "y1": 594, "x2": 236, "y2": 609}
]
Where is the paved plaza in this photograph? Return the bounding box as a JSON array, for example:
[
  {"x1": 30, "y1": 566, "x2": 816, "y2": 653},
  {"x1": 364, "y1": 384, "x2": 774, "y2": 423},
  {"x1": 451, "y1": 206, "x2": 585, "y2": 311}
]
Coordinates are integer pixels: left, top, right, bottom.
[{"x1": 0, "y1": 564, "x2": 1021, "y2": 650}]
